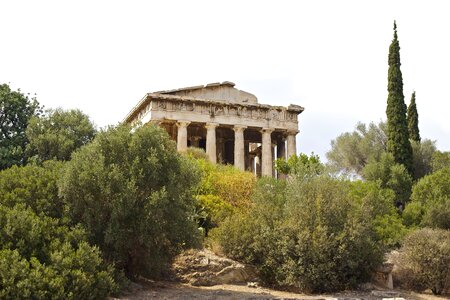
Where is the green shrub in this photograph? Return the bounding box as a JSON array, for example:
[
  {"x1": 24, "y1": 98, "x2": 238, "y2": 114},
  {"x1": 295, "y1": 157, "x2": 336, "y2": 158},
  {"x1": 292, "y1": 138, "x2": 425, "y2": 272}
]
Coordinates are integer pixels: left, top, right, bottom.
[
  {"x1": 59, "y1": 124, "x2": 201, "y2": 277},
  {"x1": 196, "y1": 161, "x2": 256, "y2": 208},
  {"x1": 192, "y1": 157, "x2": 256, "y2": 233},
  {"x1": 0, "y1": 161, "x2": 64, "y2": 218},
  {"x1": 185, "y1": 147, "x2": 209, "y2": 160},
  {"x1": 195, "y1": 194, "x2": 234, "y2": 231},
  {"x1": 0, "y1": 204, "x2": 116, "y2": 299},
  {"x1": 397, "y1": 228, "x2": 450, "y2": 295},
  {"x1": 212, "y1": 175, "x2": 385, "y2": 292},
  {"x1": 348, "y1": 180, "x2": 408, "y2": 248},
  {"x1": 403, "y1": 168, "x2": 450, "y2": 229}
]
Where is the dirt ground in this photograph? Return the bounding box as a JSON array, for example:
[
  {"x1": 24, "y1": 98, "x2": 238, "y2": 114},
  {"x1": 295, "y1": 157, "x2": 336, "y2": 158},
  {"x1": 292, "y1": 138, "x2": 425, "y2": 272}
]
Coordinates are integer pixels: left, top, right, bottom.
[{"x1": 115, "y1": 280, "x2": 449, "y2": 300}]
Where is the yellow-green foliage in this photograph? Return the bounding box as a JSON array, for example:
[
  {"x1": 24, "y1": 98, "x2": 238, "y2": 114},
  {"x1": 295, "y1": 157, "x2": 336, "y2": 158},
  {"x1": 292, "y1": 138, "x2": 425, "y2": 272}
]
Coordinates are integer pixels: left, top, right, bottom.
[
  {"x1": 210, "y1": 164, "x2": 255, "y2": 208},
  {"x1": 196, "y1": 195, "x2": 234, "y2": 226},
  {"x1": 191, "y1": 157, "x2": 256, "y2": 232},
  {"x1": 196, "y1": 158, "x2": 256, "y2": 207}
]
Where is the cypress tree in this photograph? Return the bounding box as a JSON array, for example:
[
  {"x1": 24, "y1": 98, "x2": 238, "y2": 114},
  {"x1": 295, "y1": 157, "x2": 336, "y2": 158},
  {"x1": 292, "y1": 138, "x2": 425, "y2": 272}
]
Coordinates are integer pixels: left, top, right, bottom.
[
  {"x1": 386, "y1": 21, "x2": 413, "y2": 175},
  {"x1": 407, "y1": 91, "x2": 420, "y2": 142}
]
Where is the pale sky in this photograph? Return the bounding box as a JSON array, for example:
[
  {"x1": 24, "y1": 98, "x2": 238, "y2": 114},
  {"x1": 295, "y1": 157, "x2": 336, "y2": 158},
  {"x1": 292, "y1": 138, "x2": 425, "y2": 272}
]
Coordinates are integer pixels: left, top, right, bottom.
[{"x1": 1, "y1": 0, "x2": 449, "y2": 160}]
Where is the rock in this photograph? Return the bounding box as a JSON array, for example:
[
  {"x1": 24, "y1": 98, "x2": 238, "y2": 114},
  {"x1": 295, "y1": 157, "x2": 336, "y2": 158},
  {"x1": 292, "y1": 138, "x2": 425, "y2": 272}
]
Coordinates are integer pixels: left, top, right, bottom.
[
  {"x1": 171, "y1": 249, "x2": 258, "y2": 286},
  {"x1": 371, "y1": 290, "x2": 399, "y2": 297}
]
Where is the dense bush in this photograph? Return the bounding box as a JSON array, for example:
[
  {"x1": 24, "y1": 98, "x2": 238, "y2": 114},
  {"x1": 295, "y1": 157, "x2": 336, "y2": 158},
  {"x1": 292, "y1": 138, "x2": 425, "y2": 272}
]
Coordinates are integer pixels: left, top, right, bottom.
[
  {"x1": 59, "y1": 124, "x2": 201, "y2": 277},
  {"x1": 396, "y1": 228, "x2": 450, "y2": 295},
  {"x1": 0, "y1": 161, "x2": 64, "y2": 218},
  {"x1": 212, "y1": 174, "x2": 387, "y2": 292},
  {"x1": 403, "y1": 168, "x2": 450, "y2": 229},
  {"x1": 0, "y1": 204, "x2": 116, "y2": 299},
  {"x1": 195, "y1": 159, "x2": 256, "y2": 208},
  {"x1": 192, "y1": 157, "x2": 256, "y2": 233},
  {"x1": 348, "y1": 180, "x2": 407, "y2": 248}
]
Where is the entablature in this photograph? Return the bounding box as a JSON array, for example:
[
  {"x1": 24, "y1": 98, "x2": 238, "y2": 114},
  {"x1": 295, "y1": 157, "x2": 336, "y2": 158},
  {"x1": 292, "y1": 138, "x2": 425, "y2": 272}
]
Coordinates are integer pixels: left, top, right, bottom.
[{"x1": 125, "y1": 93, "x2": 304, "y2": 132}]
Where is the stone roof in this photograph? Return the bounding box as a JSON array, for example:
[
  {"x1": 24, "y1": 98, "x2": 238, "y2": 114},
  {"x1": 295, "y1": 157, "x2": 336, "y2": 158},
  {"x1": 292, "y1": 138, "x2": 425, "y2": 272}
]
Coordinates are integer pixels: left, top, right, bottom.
[
  {"x1": 155, "y1": 81, "x2": 235, "y2": 94},
  {"x1": 154, "y1": 81, "x2": 258, "y2": 104},
  {"x1": 123, "y1": 82, "x2": 304, "y2": 124}
]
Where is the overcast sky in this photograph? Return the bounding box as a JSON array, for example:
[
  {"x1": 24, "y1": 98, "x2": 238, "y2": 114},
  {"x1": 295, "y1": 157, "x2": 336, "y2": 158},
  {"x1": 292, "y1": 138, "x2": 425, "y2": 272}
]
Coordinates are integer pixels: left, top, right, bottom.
[{"x1": 1, "y1": 0, "x2": 449, "y2": 160}]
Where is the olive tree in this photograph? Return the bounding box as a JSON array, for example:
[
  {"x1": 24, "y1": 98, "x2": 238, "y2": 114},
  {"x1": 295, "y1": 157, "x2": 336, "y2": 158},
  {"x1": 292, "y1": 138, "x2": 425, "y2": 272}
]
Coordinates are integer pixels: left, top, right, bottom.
[
  {"x1": 26, "y1": 108, "x2": 96, "y2": 162},
  {"x1": 59, "y1": 124, "x2": 201, "y2": 277}
]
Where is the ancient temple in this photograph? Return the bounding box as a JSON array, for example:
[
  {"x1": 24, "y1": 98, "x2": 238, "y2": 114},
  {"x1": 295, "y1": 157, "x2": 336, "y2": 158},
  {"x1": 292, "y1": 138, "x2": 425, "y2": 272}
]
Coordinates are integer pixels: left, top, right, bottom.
[{"x1": 124, "y1": 81, "x2": 304, "y2": 177}]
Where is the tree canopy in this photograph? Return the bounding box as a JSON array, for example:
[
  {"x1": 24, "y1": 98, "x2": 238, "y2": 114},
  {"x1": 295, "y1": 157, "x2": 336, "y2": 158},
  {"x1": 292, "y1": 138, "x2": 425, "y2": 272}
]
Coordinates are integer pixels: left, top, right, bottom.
[
  {"x1": 326, "y1": 122, "x2": 387, "y2": 175},
  {"x1": 26, "y1": 108, "x2": 96, "y2": 162},
  {"x1": 0, "y1": 83, "x2": 41, "y2": 170}
]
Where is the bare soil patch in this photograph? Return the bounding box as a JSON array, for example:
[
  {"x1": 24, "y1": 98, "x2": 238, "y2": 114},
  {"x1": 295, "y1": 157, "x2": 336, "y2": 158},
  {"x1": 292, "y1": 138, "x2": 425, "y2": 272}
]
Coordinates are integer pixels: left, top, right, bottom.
[
  {"x1": 115, "y1": 280, "x2": 448, "y2": 300},
  {"x1": 114, "y1": 249, "x2": 448, "y2": 300}
]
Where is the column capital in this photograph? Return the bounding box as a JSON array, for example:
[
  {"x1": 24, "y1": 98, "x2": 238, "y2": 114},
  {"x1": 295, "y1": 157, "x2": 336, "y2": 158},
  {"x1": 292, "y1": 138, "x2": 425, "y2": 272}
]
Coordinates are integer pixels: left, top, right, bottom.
[
  {"x1": 261, "y1": 127, "x2": 275, "y2": 134},
  {"x1": 176, "y1": 120, "x2": 191, "y2": 128},
  {"x1": 233, "y1": 125, "x2": 247, "y2": 132},
  {"x1": 205, "y1": 122, "x2": 219, "y2": 129},
  {"x1": 286, "y1": 129, "x2": 299, "y2": 136}
]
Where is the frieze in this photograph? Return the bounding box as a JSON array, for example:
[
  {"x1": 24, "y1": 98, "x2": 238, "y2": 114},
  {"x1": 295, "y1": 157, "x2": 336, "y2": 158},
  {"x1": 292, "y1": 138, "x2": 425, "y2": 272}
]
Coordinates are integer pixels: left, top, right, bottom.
[{"x1": 147, "y1": 98, "x2": 298, "y2": 123}]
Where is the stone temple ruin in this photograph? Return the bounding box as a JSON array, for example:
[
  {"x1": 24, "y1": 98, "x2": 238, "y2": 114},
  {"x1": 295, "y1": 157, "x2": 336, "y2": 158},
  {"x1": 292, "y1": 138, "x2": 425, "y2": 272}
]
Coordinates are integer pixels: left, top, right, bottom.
[{"x1": 124, "y1": 81, "x2": 304, "y2": 177}]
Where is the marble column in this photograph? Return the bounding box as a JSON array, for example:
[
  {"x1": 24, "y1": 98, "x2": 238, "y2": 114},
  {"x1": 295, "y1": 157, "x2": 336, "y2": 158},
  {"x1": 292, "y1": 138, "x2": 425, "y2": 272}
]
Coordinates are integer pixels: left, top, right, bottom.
[
  {"x1": 233, "y1": 125, "x2": 246, "y2": 171},
  {"x1": 205, "y1": 122, "x2": 218, "y2": 163},
  {"x1": 176, "y1": 121, "x2": 190, "y2": 152},
  {"x1": 287, "y1": 130, "x2": 299, "y2": 158},
  {"x1": 261, "y1": 128, "x2": 274, "y2": 177}
]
